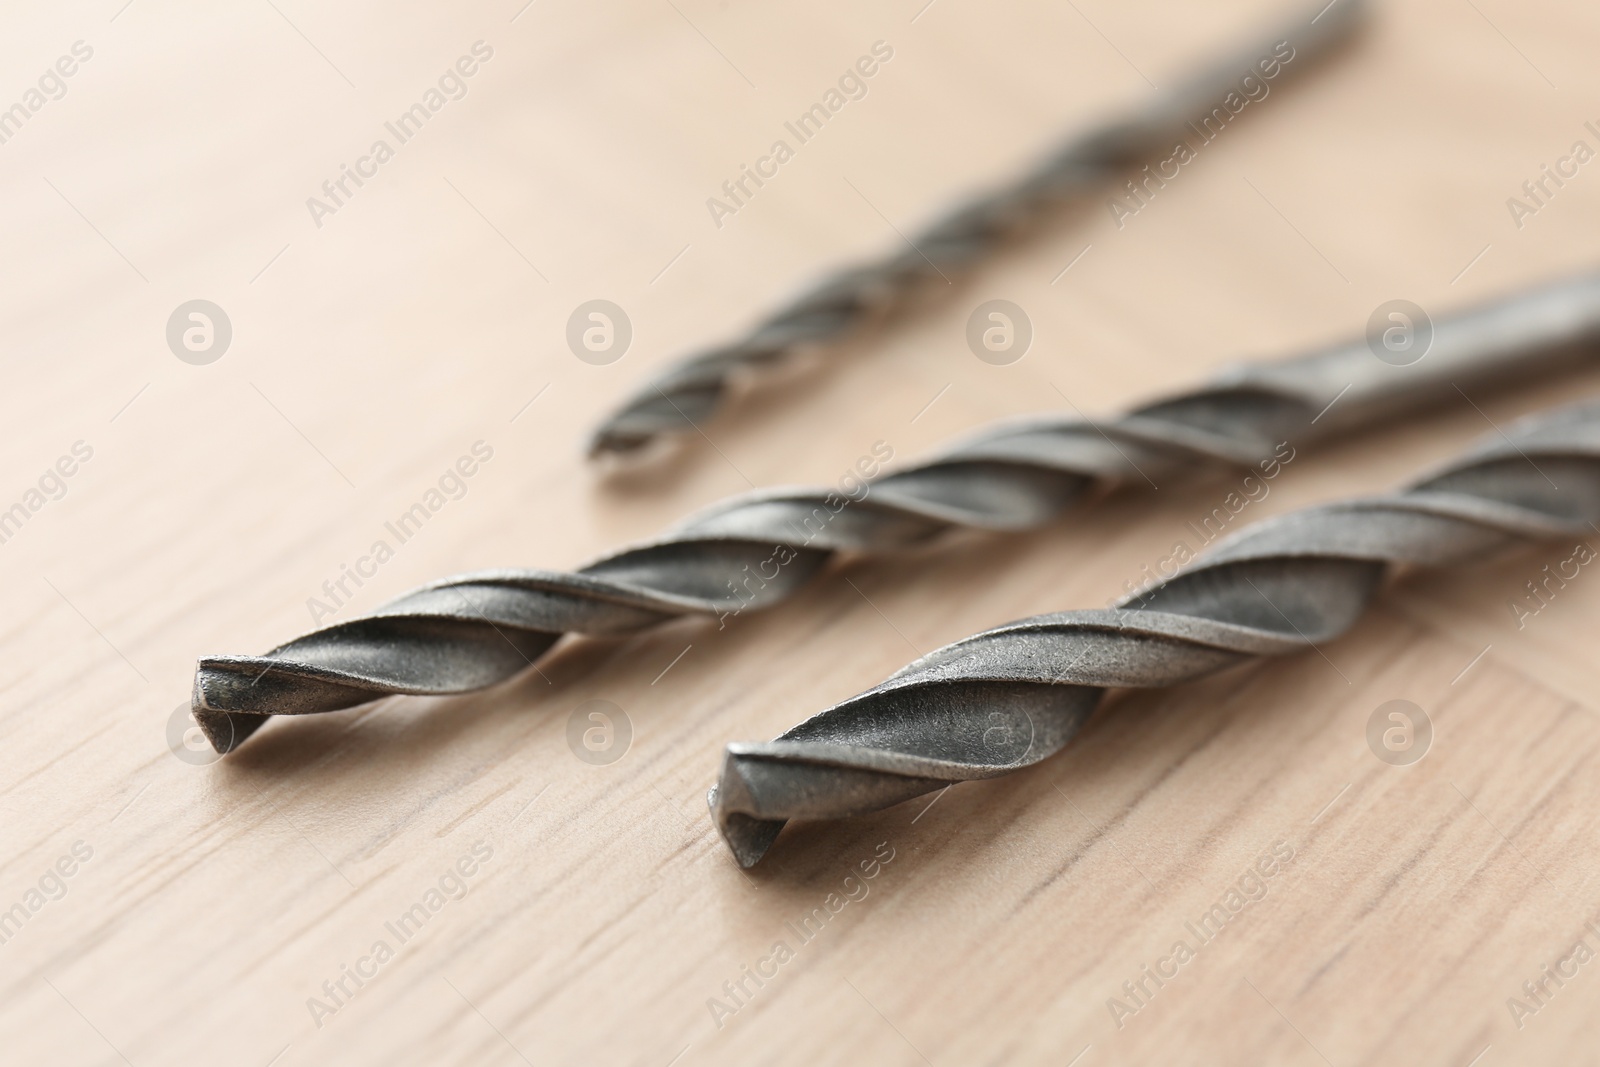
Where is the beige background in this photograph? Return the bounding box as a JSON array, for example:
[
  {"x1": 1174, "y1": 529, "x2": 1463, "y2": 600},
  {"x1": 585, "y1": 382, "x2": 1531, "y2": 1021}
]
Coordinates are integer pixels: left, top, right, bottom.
[{"x1": 3, "y1": 0, "x2": 1600, "y2": 1063}]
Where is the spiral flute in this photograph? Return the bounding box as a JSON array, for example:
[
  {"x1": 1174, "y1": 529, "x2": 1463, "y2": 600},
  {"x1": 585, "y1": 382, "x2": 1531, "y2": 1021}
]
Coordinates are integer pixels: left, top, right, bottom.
[
  {"x1": 193, "y1": 270, "x2": 1600, "y2": 753},
  {"x1": 708, "y1": 401, "x2": 1600, "y2": 867},
  {"x1": 587, "y1": 0, "x2": 1368, "y2": 459}
]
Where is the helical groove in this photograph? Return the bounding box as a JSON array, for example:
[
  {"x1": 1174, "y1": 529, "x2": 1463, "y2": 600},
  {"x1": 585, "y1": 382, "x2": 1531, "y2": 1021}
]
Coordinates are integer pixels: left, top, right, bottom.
[
  {"x1": 707, "y1": 401, "x2": 1600, "y2": 866},
  {"x1": 193, "y1": 269, "x2": 1600, "y2": 753}
]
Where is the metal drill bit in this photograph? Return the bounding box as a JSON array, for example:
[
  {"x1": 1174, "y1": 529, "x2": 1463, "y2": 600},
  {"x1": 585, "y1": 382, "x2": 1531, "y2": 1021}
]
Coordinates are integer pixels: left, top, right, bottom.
[
  {"x1": 708, "y1": 400, "x2": 1600, "y2": 867},
  {"x1": 193, "y1": 270, "x2": 1600, "y2": 753},
  {"x1": 587, "y1": 0, "x2": 1369, "y2": 460}
]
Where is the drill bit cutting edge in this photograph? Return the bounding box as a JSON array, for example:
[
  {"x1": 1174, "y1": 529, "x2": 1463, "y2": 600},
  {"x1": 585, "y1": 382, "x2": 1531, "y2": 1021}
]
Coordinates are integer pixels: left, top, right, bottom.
[
  {"x1": 708, "y1": 400, "x2": 1600, "y2": 868},
  {"x1": 586, "y1": 0, "x2": 1369, "y2": 460},
  {"x1": 193, "y1": 270, "x2": 1600, "y2": 754}
]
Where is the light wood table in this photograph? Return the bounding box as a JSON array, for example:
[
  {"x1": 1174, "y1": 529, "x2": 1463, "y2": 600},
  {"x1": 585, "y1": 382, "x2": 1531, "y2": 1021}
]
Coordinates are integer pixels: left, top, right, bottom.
[{"x1": 3, "y1": 0, "x2": 1599, "y2": 1063}]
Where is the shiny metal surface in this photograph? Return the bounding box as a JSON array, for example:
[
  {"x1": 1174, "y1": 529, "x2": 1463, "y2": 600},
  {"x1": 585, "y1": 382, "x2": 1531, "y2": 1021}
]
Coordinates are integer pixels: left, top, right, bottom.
[
  {"x1": 708, "y1": 400, "x2": 1600, "y2": 867},
  {"x1": 193, "y1": 270, "x2": 1600, "y2": 753}
]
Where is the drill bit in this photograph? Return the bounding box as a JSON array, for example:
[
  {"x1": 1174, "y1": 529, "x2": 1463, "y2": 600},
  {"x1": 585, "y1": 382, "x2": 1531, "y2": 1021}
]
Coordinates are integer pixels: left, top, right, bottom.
[
  {"x1": 587, "y1": 0, "x2": 1369, "y2": 460},
  {"x1": 193, "y1": 269, "x2": 1600, "y2": 753},
  {"x1": 708, "y1": 399, "x2": 1600, "y2": 867}
]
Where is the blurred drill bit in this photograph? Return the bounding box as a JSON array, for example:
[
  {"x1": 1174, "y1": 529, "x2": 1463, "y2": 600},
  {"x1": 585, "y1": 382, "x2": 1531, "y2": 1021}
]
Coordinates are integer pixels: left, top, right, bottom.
[
  {"x1": 587, "y1": 0, "x2": 1370, "y2": 460},
  {"x1": 708, "y1": 400, "x2": 1600, "y2": 867},
  {"x1": 194, "y1": 269, "x2": 1600, "y2": 753}
]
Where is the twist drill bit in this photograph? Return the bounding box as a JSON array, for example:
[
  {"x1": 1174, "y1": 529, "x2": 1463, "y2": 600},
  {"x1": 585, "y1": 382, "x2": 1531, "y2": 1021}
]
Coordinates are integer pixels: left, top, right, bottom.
[
  {"x1": 194, "y1": 270, "x2": 1600, "y2": 753},
  {"x1": 587, "y1": 0, "x2": 1369, "y2": 460},
  {"x1": 708, "y1": 400, "x2": 1600, "y2": 867}
]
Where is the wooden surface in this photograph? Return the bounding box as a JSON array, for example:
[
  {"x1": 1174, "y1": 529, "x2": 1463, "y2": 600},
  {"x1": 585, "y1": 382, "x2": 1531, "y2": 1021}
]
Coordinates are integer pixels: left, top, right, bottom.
[{"x1": 4, "y1": 0, "x2": 1600, "y2": 1063}]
